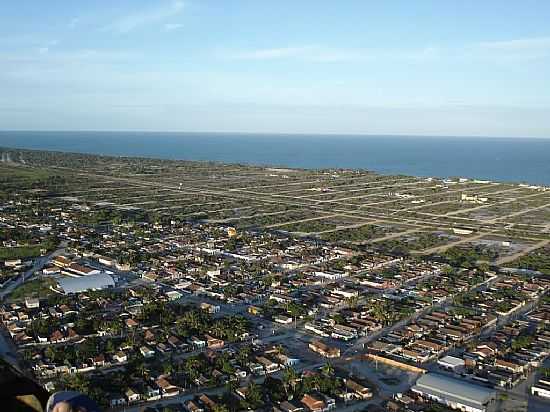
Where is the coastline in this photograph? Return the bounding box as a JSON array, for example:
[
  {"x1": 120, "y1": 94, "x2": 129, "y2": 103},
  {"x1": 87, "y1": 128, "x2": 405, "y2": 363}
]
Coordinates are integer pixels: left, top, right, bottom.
[{"x1": 1, "y1": 131, "x2": 550, "y2": 185}]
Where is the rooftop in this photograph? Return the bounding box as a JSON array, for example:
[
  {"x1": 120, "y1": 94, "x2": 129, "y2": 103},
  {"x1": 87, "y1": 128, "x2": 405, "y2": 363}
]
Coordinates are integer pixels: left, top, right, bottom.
[
  {"x1": 412, "y1": 373, "x2": 496, "y2": 407},
  {"x1": 57, "y1": 272, "x2": 115, "y2": 294}
]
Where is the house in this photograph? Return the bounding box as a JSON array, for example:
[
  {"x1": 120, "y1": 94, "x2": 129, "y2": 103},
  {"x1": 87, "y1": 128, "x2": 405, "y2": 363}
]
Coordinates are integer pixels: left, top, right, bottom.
[
  {"x1": 248, "y1": 306, "x2": 262, "y2": 315},
  {"x1": 322, "y1": 395, "x2": 335, "y2": 410},
  {"x1": 248, "y1": 362, "x2": 265, "y2": 375},
  {"x1": 345, "y1": 379, "x2": 372, "y2": 400},
  {"x1": 4, "y1": 259, "x2": 22, "y2": 267},
  {"x1": 275, "y1": 315, "x2": 293, "y2": 324},
  {"x1": 43, "y1": 266, "x2": 59, "y2": 275},
  {"x1": 157, "y1": 342, "x2": 171, "y2": 353},
  {"x1": 185, "y1": 400, "x2": 204, "y2": 412},
  {"x1": 200, "y1": 302, "x2": 220, "y2": 313},
  {"x1": 235, "y1": 386, "x2": 248, "y2": 399},
  {"x1": 144, "y1": 329, "x2": 156, "y2": 342},
  {"x1": 168, "y1": 335, "x2": 183, "y2": 349},
  {"x1": 233, "y1": 368, "x2": 247, "y2": 379},
  {"x1": 279, "y1": 401, "x2": 304, "y2": 412},
  {"x1": 194, "y1": 375, "x2": 210, "y2": 387},
  {"x1": 495, "y1": 358, "x2": 523, "y2": 374},
  {"x1": 113, "y1": 351, "x2": 127, "y2": 363},
  {"x1": 438, "y1": 355, "x2": 465, "y2": 372},
  {"x1": 145, "y1": 385, "x2": 161, "y2": 400},
  {"x1": 275, "y1": 353, "x2": 300, "y2": 367},
  {"x1": 50, "y1": 330, "x2": 66, "y2": 343},
  {"x1": 125, "y1": 387, "x2": 141, "y2": 403},
  {"x1": 52, "y1": 256, "x2": 71, "y2": 268},
  {"x1": 66, "y1": 263, "x2": 100, "y2": 277},
  {"x1": 140, "y1": 346, "x2": 155, "y2": 358},
  {"x1": 199, "y1": 394, "x2": 217, "y2": 410},
  {"x1": 256, "y1": 356, "x2": 279, "y2": 373},
  {"x1": 205, "y1": 334, "x2": 224, "y2": 349},
  {"x1": 91, "y1": 354, "x2": 106, "y2": 367},
  {"x1": 156, "y1": 377, "x2": 180, "y2": 397},
  {"x1": 190, "y1": 336, "x2": 206, "y2": 348},
  {"x1": 308, "y1": 340, "x2": 340, "y2": 358},
  {"x1": 473, "y1": 343, "x2": 498, "y2": 359},
  {"x1": 98, "y1": 256, "x2": 115, "y2": 267},
  {"x1": 301, "y1": 394, "x2": 325, "y2": 412},
  {"x1": 25, "y1": 297, "x2": 40, "y2": 309},
  {"x1": 166, "y1": 290, "x2": 182, "y2": 301},
  {"x1": 401, "y1": 348, "x2": 430, "y2": 363},
  {"x1": 531, "y1": 378, "x2": 550, "y2": 399},
  {"x1": 108, "y1": 394, "x2": 126, "y2": 408},
  {"x1": 125, "y1": 318, "x2": 139, "y2": 328}
]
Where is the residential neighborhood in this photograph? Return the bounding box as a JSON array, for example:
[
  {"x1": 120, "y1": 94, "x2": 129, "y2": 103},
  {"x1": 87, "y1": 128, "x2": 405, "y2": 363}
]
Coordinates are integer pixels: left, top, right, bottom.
[{"x1": 1, "y1": 148, "x2": 549, "y2": 412}]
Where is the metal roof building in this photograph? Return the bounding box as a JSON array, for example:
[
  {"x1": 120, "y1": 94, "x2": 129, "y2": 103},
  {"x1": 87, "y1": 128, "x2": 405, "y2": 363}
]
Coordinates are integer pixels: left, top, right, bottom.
[
  {"x1": 411, "y1": 373, "x2": 496, "y2": 412},
  {"x1": 57, "y1": 272, "x2": 115, "y2": 294}
]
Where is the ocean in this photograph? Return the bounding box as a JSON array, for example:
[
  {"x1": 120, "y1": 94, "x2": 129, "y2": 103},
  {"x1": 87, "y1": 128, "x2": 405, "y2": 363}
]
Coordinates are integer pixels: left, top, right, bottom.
[{"x1": 0, "y1": 131, "x2": 549, "y2": 185}]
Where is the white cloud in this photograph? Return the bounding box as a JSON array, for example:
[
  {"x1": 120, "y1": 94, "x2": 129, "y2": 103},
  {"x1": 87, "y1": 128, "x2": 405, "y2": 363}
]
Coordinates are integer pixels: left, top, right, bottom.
[
  {"x1": 226, "y1": 45, "x2": 438, "y2": 63},
  {"x1": 164, "y1": 23, "x2": 183, "y2": 31},
  {"x1": 477, "y1": 37, "x2": 550, "y2": 51},
  {"x1": 227, "y1": 37, "x2": 550, "y2": 64},
  {"x1": 0, "y1": 49, "x2": 140, "y2": 68},
  {"x1": 102, "y1": 1, "x2": 184, "y2": 34},
  {"x1": 471, "y1": 37, "x2": 550, "y2": 60},
  {"x1": 230, "y1": 46, "x2": 317, "y2": 60}
]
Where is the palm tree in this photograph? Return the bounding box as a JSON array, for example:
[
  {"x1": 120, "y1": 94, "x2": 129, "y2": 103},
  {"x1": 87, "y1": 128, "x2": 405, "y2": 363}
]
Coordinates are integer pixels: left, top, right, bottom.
[
  {"x1": 246, "y1": 381, "x2": 262, "y2": 407},
  {"x1": 274, "y1": 344, "x2": 286, "y2": 356},
  {"x1": 136, "y1": 361, "x2": 148, "y2": 379},
  {"x1": 370, "y1": 300, "x2": 391, "y2": 325},
  {"x1": 282, "y1": 367, "x2": 298, "y2": 396},
  {"x1": 212, "y1": 404, "x2": 229, "y2": 412},
  {"x1": 237, "y1": 345, "x2": 251, "y2": 365},
  {"x1": 225, "y1": 379, "x2": 238, "y2": 394},
  {"x1": 211, "y1": 321, "x2": 226, "y2": 339},
  {"x1": 321, "y1": 362, "x2": 334, "y2": 377}
]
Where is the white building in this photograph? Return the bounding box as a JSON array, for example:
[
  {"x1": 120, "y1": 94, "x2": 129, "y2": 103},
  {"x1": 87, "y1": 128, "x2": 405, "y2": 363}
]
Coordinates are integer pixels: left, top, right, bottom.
[
  {"x1": 314, "y1": 271, "x2": 348, "y2": 281},
  {"x1": 56, "y1": 273, "x2": 115, "y2": 294},
  {"x1": 25, "y1": 297, "x2": 40, "y2": 309},
  {"x1": 412, "y1": 373, "x2": 496, "y2": 412},
  {"x1": 531, "y1": 378, "x2": 550, "y2": 399},
  {"x1": 438, "y1": 355, "x2": 466, "y2": 372}
]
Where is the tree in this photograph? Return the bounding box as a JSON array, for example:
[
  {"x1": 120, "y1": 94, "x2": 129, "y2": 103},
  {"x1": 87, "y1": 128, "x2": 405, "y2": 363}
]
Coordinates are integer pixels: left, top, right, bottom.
[
  {"x1": 321, "y1": 362, "x2": 334, "y2": 377},
  {"x1": 163, "y1": 361, "x2": 173, "y2": 375},
  {"x1": 264, "y1": 376, "x2": 286, "y2": 402},
  {"x1": 246, "y1": 381, "x2": 263, "y2": 408},
  {"x1": 236, "y1": 346, "x2": 251, "y2": 365},
  {"x1": 346, "y1": 296, "x2": 359, "y2": 309},
  {"x1": 282, "y1": 367, "x2": 298, "y2": 396},
  {"x1": 106, "y1": 339, "x2": 115, "y2": 354},
  {"x1": 212, "y1": 404, "x2": 229, "y2": 412},
  {"x1": 45, "y1": 346, "x2": 56, "y2": 361},
  {"x1": 477, "y1": 261, "x2": 490, "y2": 273},
  {"x1": 274, "y1": 344, "x2": 286, "y2": 356}
]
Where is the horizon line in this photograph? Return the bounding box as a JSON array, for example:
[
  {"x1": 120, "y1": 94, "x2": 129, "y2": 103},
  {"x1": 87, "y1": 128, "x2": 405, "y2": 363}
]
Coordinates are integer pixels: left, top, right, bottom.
[{"x1": 1, "y1": 129, "x2": 549, "y2": 140}]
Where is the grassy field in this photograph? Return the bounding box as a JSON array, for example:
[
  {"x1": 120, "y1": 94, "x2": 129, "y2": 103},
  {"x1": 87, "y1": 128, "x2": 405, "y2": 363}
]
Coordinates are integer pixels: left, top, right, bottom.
[
  {"x1": 0, "y1": 245, "x2": 43, "y2": 260},
  {"x1": 8, "y1": 277, "x2": 56, "y2": 301},
  {"x1": 0, "y1": 164, "x2": 56, "y2": 180}
]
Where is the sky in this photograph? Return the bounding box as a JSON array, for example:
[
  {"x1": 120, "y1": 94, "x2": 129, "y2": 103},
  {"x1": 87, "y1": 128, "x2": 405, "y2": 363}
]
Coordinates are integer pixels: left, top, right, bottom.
[{"x1": 1, "y1": 0, "x2": 550, "y2": 137}]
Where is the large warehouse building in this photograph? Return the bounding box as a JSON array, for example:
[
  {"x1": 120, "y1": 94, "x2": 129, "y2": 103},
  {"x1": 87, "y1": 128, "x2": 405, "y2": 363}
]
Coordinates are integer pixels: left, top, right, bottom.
[
  {"x1": 56, "y1": 272, "x2": 115, "y2": 294},
  {"x1": 411, "y1": 373, "x2": 496, "y2": 412}
]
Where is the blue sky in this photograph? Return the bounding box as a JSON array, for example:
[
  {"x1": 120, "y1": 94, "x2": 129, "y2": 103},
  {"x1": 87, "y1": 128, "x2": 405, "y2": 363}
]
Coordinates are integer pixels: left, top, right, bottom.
[{"x1": 1, "y1": 0, "x2": 550, "y2": 137}]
